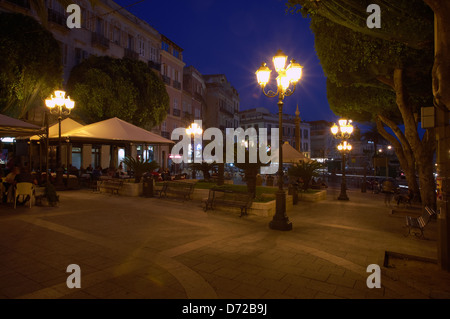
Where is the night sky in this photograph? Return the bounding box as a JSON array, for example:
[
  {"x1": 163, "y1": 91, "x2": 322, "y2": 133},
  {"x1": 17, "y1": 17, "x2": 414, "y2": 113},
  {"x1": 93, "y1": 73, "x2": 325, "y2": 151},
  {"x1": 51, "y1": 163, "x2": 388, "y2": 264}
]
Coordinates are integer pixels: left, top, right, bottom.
[{"x1": 115, "y1": 0, "x2": 337, "y2": 123}]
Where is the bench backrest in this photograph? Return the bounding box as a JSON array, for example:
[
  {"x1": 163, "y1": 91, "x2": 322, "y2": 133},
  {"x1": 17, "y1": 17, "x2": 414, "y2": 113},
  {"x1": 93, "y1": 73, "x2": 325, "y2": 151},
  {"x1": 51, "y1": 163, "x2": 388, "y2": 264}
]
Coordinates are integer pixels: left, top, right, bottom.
[
  {"x1": 420, "y1": 206, "x2": 436, "y2": 227},
  {"x1": 165, "y1": 181, "x2": 195, "y2": 191},
  {"x1": 210, "y1": 188, "x2": 253, "y2": 206}
]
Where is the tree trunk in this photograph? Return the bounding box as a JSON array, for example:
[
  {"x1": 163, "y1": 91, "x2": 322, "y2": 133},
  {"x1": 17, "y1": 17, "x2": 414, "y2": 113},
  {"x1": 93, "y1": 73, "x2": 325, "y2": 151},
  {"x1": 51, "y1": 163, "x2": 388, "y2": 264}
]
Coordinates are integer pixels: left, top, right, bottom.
[
  {"x1": 424, "y1": 0, "x2": 450, "y2": 112},
  {"x1": 378, "y1": 69, "x2": 437, "y2": 207},
  {"x1": 376, "y1": 115, "x2": 420, "y2": 197},
  {"x1": 217, "y1": 163, "x2": 224, "y2": 186},
  {"x1": 245, "y1": 167, "x2": 258, "y2": 198}
]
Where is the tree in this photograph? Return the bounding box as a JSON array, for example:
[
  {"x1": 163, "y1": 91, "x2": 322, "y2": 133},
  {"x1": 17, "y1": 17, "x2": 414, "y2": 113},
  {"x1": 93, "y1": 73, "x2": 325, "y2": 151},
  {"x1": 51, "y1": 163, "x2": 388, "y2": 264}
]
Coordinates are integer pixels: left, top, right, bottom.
[
  {"x1": 189, "y1": 162, "x2": 216, "y2": 181},
  {"x1": 122, "y1": 156, "x2": 159, "y2": 183},
  {"x1": 287, "y1": 5, "x2": 436, "y2": 207},
  {"x1": 0, "y1": 12, "x2": 62, "y2": 119},
  {"x1": 288, "y1": 160, "x2": 323, "y2": 191},
  {"x1": 67, "y1": 56, "x2": 169, "y2": 129}
]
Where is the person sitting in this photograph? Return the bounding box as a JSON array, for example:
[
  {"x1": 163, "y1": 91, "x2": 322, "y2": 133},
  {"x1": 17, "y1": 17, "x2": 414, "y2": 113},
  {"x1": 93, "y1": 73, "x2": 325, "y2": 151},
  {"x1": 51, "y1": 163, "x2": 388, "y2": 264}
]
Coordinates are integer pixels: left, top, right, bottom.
[
  {"x1": 15, "y1": 166, "x2": 38, "y2": 185},
  {"x1": 92, "y1": 166, "x2": 102, "y2": 180},
  {"x1": 3, "y1": 166, "x2": 20, "y2": 203},
  {"x1": 14, "y1": 166, "x2": 37, "y2": 205},
  {"x1": 86, "y1": 164, "x2": 93, "y2": 173},
  {"x1": 116, "y1": 163, "x2": 124, "y2": 177},
  {"x1": 69, "y1": 165, "x2": 79, "y2": 178}
]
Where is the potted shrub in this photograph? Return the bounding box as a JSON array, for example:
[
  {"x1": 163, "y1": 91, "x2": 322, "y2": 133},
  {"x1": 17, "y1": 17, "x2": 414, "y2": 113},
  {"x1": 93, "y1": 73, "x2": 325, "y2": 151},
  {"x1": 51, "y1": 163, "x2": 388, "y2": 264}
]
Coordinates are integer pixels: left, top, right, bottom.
[{"x1": 122, "y1": 156, "x2": 159, "y2": 183}]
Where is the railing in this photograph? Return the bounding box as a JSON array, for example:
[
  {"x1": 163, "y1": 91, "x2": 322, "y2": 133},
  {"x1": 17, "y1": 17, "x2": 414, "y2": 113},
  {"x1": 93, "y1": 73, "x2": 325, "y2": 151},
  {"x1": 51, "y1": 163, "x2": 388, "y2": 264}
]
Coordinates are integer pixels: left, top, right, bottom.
[
  {"x1": 219, "y1": 106, "x2": 234, "y2": 117},
  {"x1": 48, "y1": 8, "x2": 66, "y2": 26},
  {"x1": 91, "y1": 32, "x2": 110, "y2": 49},
  {"x1": 148, "y1": 60, "x2": 161, "y2": 71},
  {"x1": 173, "y1": 80, "x2": 181, "y2": 90},
  {"x1": 124, "y1": 48, "x2": 138, "y2": 60},
  {"x1": 162, "y1": 75, "x2": 171, "y2": 85},
  {"x1": 173, "y1": 109, "x2": 181, "y2": 117}
]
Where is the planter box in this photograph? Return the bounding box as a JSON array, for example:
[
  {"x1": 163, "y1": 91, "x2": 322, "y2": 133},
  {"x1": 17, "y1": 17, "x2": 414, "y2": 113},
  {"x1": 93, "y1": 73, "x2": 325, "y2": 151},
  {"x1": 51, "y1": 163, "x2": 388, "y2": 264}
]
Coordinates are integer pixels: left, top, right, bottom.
[
  {"x1": 99, "y1": 181, "x2": 143, "y2": 197},
  {"x1": 298, "y1": 190, "x2": 327, "y2": 202},
  {"x1": 192, "y1": 188, "x2": 292, "y2": 217},
  {"x1": 249, "y1": 195, "x2": 293, "y2": 217}
]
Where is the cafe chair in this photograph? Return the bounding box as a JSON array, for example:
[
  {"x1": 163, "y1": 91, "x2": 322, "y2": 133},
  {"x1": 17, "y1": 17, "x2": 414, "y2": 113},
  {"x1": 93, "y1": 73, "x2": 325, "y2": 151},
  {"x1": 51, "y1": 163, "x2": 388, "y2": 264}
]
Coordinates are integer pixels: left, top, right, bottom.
[{"x1": 14, "y1": 182, "x2": 34, "y2": 209}]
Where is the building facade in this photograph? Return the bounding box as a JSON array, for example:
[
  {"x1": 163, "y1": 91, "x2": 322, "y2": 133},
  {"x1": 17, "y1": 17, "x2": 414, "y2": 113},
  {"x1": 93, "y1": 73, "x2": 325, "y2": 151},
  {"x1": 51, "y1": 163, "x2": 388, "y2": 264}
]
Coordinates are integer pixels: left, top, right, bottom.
[
  {"x1": 203, "y1": 74, "x2": 240, "y2": 131},
  {"x1": 238, "y1": 107, "x2": 311, "y2": 158},
  {"x1": 0, "y1": 0, "x2": 186, "y2": 169}
]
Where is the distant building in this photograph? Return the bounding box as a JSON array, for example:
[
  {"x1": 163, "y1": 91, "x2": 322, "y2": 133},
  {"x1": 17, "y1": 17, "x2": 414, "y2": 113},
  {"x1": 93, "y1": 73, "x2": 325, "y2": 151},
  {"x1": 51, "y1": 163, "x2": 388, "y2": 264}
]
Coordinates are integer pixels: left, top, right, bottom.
[
  {"x1": 307, "y1": 120, "x2": 337, "y2": 161},
  {"x1": 238, "y1": 107, "x2": 311, "y2": 158},
  {"x1": 203, "y1": 74, "x2": 240, "y2": 131}
]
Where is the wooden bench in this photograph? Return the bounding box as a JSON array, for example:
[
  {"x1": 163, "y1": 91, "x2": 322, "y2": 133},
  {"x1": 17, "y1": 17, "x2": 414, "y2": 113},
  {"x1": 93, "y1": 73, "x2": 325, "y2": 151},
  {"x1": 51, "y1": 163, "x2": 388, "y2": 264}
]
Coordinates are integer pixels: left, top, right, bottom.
[
  {"x1": 157, "y1": 181, "x2": 196, "y2": 201},
  {"x1": 204, "y1": 188, "x2": 253, "y2": 217},
  {"x1": 99, "y1": 179, "x2": 124, "y2": 195},
  {"x1": 405, "y1": 206, "x2": 436, "y2": 239}
]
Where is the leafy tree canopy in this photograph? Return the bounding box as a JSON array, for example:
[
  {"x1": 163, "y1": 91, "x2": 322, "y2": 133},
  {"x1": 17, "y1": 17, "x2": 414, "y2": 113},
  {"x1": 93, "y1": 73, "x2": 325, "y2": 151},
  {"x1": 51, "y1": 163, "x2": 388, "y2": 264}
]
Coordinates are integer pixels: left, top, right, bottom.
[
  {"x1": 309, "y1": 15, "x2": 433, "y2": 124},
  {"x1": 0, "y1": 12, "x2": 62, "y2": 118},
  {"x1": 286, "y1": 0, "x2": 433, "y2": 50},
  {"x1": 67, "y1": 56, "x2": 169, "y2": 129}
]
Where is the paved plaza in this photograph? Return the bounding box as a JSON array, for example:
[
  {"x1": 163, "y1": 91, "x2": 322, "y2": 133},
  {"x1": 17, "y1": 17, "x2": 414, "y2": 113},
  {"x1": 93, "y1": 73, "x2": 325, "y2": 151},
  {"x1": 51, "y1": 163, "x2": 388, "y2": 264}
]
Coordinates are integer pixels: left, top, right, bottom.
[{"x1": 1, "y1": 186, "x2": 450, "y2": 300}]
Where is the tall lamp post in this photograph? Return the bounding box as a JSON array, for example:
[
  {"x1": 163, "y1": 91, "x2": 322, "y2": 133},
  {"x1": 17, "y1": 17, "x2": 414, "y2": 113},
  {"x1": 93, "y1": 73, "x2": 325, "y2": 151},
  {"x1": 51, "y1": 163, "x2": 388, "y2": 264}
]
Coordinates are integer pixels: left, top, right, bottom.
[
  {"x1": 331, "y1": 119, "x2": 353, "y2": 200},
  {"x1": 255, "y1": 50, "x2": 303, "y2": 231},
  {"x1": 186, "y1": 121, "x2": 203, "y2": 179},
  {"x1": 45, "y1": 90, "x2": 75, "y2": 189}
]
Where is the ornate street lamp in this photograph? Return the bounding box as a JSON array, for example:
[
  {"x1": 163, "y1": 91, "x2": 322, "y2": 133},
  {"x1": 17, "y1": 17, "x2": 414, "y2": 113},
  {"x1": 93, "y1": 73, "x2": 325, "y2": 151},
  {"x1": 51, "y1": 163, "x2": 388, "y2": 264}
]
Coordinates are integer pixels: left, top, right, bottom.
[
  {"x1": 255, "y1": 50, "x2": 303, "y2": 231},
  {"x1": 331, "y1": 119, "x2": 353, "y2": 200},
  {"x1": 186, "y1": 121, "x2": 203, "y2": 178},
  {"x1": 45, "y1": 90, "x2": 75, "y2": 189}
]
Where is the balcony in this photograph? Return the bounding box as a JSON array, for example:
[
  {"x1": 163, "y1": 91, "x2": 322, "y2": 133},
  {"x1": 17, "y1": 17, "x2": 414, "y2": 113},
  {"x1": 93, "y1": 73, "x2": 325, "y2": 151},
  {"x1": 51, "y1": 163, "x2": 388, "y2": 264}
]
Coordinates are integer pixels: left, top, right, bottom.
[
  {"x1": 91, "y1": 32, "x2": 110, "y2": 50},
  {"x1": 173, "y1": 80, "x2": 181, "y2": 90},
  {"x1": 173, "y1": 109, "x2": 181, "y2": 117},
  {"x1": 219, "y1": 106, "x2": 234, "y2": 117},
  {"x1": 162, "y1": 75, "x2": 171, "y2": 85},
  {"x1": 48, "y1": 8, "x2": 66, "y2": 27},
  {"x1": 124, "y1": 48, "x2": 138, "y2": 60},
  {"x1": 148, "y1": 60, "x2": 161, "y2": 71}
]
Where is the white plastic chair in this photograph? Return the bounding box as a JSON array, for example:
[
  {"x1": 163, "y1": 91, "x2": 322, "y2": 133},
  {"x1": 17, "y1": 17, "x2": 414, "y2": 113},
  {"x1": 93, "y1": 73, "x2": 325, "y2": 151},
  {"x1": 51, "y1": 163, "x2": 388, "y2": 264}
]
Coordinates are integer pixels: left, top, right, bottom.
[{"x1": 14, "y1": 182, "x2": 34, "y2": 209}]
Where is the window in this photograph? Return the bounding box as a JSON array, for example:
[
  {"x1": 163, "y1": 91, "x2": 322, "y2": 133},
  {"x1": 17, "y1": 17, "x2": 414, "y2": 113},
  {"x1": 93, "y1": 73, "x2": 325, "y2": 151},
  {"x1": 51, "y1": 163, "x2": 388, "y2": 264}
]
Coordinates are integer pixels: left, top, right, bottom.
[
  {"x1": 113, "y1": 26, "x2": 121, "y2": 44},
  {"x1": 127, "y1": 34, "x2": 134, "y2": 50},
  {"x1": 91, "y1": 145, "x2": 101, "y2": 168},
  {"x1": 138, "y1": 36, "x2": 145, "y2": 56},
  {"x1": 304, "y1": 130, "x2": 309, "y2": 139},
  {"x1": 161, "y1": 41, "x2": 169, "y2": 52},
  {"x1": 195, "y1": 108, "x2": 201, "y2": 119},
  {"x1": 173, "y1": 49, "x2": 180, "y2": 59}
]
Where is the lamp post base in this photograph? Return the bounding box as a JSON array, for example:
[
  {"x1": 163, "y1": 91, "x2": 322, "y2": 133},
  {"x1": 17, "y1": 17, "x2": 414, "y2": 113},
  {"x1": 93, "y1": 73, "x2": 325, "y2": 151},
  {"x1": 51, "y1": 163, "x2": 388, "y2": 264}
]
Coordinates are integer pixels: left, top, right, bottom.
[
  {"x1": 269, "y1": 190, "x2": 293, "y2": 231},
  {"x1": 338, "y1": 183, "x2": 349, "y2": 200}
]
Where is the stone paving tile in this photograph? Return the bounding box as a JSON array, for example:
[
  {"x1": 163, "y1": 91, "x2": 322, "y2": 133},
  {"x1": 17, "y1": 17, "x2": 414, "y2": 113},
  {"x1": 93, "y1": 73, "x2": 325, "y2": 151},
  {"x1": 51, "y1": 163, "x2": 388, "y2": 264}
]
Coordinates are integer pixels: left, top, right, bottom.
[
  {"x1": 283, "y1": 285, "x2": 318, "y2": 299},
  {"x1": 326, "y1": 273, "x2": 357, "y2": 289},
  {"x1": 231, "y1": 282, "x2": 268, "y2": 298},
  {"x1": 305, "y1": 279, "x2": 337, "y2": 295},
  {"x1": 0, "y1": 278, "x2": 44, "y2": 298},
  {"x1": 256, "y1": 278, "x2": 290, "y2": 294},
  {"x1": 1, "y1": 188, "x2": 449, "y2": 300},
  {"x1": 213, "y1": 267, "x2": 242, "y2": 280}
]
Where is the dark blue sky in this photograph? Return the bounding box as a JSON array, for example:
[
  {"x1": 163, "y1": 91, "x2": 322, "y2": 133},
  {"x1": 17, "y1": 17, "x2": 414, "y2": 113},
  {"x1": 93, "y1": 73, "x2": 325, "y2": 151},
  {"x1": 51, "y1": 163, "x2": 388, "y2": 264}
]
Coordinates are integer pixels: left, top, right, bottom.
[{"x1": 116, "y1": 0, "x2": 337, "y2": 122}]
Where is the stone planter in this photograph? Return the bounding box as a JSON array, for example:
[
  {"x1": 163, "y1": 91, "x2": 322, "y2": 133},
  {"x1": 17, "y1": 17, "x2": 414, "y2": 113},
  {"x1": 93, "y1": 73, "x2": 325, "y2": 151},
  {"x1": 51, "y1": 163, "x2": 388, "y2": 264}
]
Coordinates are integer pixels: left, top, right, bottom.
[
  {"x1": 99, "y1": 181, "x2": 143, "y2": 197},
  {"x1": 298, "y1": 190, "x2": 327, "y2": 202},
  {"x1": 119, "y1": 182, "x2": 143, "y2": 197},
  {"x1": 249, "y1": 195, "x2": 293, "y2": 217}
]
